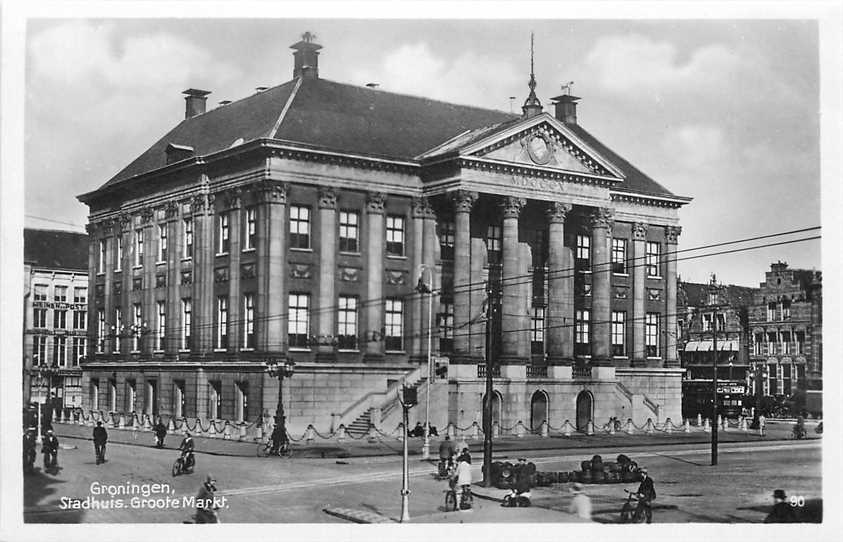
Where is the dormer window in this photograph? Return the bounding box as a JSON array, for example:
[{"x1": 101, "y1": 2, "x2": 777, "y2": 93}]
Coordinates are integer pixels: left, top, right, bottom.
[{"x1": 165, "y1": 143, "x2": 195, "y2": 165}]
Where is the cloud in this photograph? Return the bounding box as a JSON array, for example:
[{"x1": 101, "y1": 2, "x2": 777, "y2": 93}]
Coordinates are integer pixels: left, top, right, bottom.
[
  {"x1": 662, "y1": 124, "x2": 726, "y2": 170},
  {"x1": 349, "y1": 42, "x2": 520, "y2": 110}
]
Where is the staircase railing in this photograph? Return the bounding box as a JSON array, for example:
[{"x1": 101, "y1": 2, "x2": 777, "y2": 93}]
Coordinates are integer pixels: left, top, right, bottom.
[{"x1": 336, "y1": 366, "x2": 422, "y2": 429}]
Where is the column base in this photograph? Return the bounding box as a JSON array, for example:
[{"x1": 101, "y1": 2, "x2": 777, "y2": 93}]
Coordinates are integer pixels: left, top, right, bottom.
[
  {"x1": 363, "y1": 352, "x2": 385, "y2": 363},
  {"x1": 497, "y1": 354, "x2": 529, "y2": 366},
  {"x1": 590, "y1": 355, "x2": 613, "y2": 367},
  {"x1": 408, "y1": 354, "x2": 427, "y2": 366},
  {"x1": 612, "y1": 357, "x2": 632, "y2": 368},
  {"x1": 546, "y1": 354, "x2": 574, "y2": 367},
  {"x1": 630, "y1": 358, "x2": 649, "y2": 368},
  {"x1": 450, "y1": 353, "x2": 483, "y2": 365},
  {"x1": 663, "y1": 359, "x2": 680, "y2": 368}
]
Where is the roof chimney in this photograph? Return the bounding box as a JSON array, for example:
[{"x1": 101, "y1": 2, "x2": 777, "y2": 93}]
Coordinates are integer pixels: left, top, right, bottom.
[
  {"x1": 290, "y1": 31, "x2": 322, "y2": 79},
  {"x1": 550, "y1": 94, "x2": 580, "y2": 125},
  {"x1": 183, "y1": 88, "x2": 211, "y2": 119}
]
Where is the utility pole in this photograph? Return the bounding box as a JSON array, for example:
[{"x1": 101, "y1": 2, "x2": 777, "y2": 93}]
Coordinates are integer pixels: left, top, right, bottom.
[
  {"x1": 482, "y1": 281, "x2": 495, "y2": 487},
  {"x1": 711, "y1": 298, "x2": 719, "y2": 466},
  {"x1": 399, "y1": 386, "x2": 417, "y2": 522}
]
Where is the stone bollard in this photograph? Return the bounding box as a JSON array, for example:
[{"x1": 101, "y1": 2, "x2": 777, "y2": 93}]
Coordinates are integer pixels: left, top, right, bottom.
[
  {"x1": 586, "y1": 420, "x2": 595, "y2": 436},
  {"x1": 665, "y1": 418, "x2": 673, "y2": 434},
  {"x1": 447, "y1": 423, "x2": 457, "y2": 439},
  {"x1": 722, "y1": 416, "x2": 728, "y2": 433},
  {"x1": 741, "y1": 417, "x2": 748, "y2": 432},
  {"x1": 143, "y1": 414, "x2": 152, "y2": 431},
  {"x1": 697, "y1": 413, "x2": 702, "y2": 427},
  {"x1": 563, "y1": 420, "x2": 572, "y2": 437},
  {"x1": 703, "y1": 418, "x2": 711, "y2": 433},
  {"x1": 717, "y1": 414, "x2": 723, "y2": 431},
  {"x1": 471, "y1": 421, "x2": 481, "y2": 440},
  {"x1": 492, "y1": 421, "x2": 501, "y2": 438},
  {"x1": 118, "y1": 413, "x2": 126, "y2": 428},
  {"x1": 684, "y1": 418, "x2": 691, "y2": 433},
  {"x1": 208, "y1": 420, "x2": 218, "y2": 438},
  {"x1": 223, "y1": 422, "x2": 233, "y2": 440},
  {"x1": 131, "y1": 413, "x2": 139, "y2": 430},
  {"x1": 541, "y1": 420, "x2": 549, "y2": 438},
  {"x1": 645, "y1": 418, "x2": 654, "y2": 435},
  {"x1": 609, "y1": 419, "x2": 616, "y2": 435},
  {"x1": 305, "y1": 425, "x2": 315, "y2": 444},
  {"x1": 239, "y1": 423, "x2": 248, "y2": 440},
  {"x1": 167, "y1": 417, "x2": 176, "y2": 434},
  {"x1": 626, "y1": 418, "x2": 635, "y2": 435},
  {"x1": 368, "y1": 424, "x2": 378, "y2": 442},
  {"x1": 58, "y1": 409, "x2": 65, "y2": 423},
  {"x1": 337, "y1": 424, "x2": 348, "y2": 443}
]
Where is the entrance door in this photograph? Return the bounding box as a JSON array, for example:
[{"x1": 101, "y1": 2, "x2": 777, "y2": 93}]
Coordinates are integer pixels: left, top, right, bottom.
[
  {"x1": 575, "y1": 390, "x2": 593, "y2": 432},
  {"x1": 530, "y1": 391, "x2": 548, "y2": 432}
]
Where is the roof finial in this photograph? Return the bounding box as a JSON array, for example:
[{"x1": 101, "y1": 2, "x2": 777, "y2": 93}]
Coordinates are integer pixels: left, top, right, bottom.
[{"x1": 522, "y1": 32, "x2": 543, "y2": 118}]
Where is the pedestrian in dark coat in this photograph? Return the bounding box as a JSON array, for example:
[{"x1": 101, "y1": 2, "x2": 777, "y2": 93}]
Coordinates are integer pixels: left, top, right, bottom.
[
  {"x1": 764, "y1": 489, "x2": 797, "y2": 523},
  {"x1": 93, "y1": 421, "x2": 108, "y2": 463}
]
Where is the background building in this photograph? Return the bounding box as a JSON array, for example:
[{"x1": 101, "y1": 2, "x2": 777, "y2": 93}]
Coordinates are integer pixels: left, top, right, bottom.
[
  {"x1": 77, "y1": 33, "x2": 691, "y2": 434},
  {"x1": 748, "y1": 261, "x2": 822, "y2": 414},
  {"x1": 23, "y1": 228, "x2": 89, "y2": 414}
]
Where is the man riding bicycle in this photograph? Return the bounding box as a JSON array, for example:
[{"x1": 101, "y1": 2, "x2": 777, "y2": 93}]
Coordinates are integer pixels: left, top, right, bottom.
[
  {"x1": 438, "y1": 435, "x2": 457, "y2": 472},
  {"x1": 450, "y1": 452, "x2": 473, "y2": 510},
  {"x1": 633, "y1": 467, "x2": 656, "y2": 523},
  {"x1": 179, "y1": 432, "x2": 196, "y2": 470}
]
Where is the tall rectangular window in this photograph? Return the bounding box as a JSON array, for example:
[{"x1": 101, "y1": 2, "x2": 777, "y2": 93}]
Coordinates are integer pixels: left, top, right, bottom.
[
  {"x1": 244, "y1": 206, "x2": 257, "y2": 250},
  {"x1": 645, "y1": 313, "x2": 659, "y2": 357},
  {"x1": 181, "y1": 298, "x2": 191, "y2": 350},
  {"x1": 766, "y1": 302, "x2": 776, "y2": 321},
  {"x1": 54, "y1": 285, "x2": 67, "y2": 302},
  {"x1": 754, "y1": 332, "x2": 764, "y2": 355},
  {"x1": 34, "y1": 335, "x2": 48, "y2": 365},
  {"x1": 646, "y1": 242, "x2": 660, "y2": 277},
  {"x1": 126, "y1": 379, "x2": 136, "y2": 413},
  {"x1": 715, "y1": 313, "x2": 725, "y2": 331},
  {"x1": 611, "y1": 311, "x2": 626, "y2": 357},
  {"x1": 158, "y1": 224, "x2": 168, "y2": 262},
  {"x1": 74, "y1": 287, "x2": 87, "y2": 304},
  {"x1": 115, "y1": 236, "x2": 123, "y2": 271},
  {"x1": 73, "y1": 309, "x2": 87, "y2": 330},
  {"x1": 338, "y1": 210, "x2": 359, "y2": 252},
  {"x1": 288, "y1": 293, "x2": 310, "y2": 348},
  {"x1": 91, "y1": 379, "x2": 100, "y2": 411},
  {"x1": 767, "y1": 332, "x2": 777, "y2": 355},
  {"x1": 611, "y1": 238, "x2": 627, "y2": 274},
  {"x1": 33, "y1": 308, "x2": 47, "y2": 328},
  {"x1": 134, "y1": 229, "x2": 144, "y2": 267},
  {"x1": 183, "y1": 217, "x2": 193, "y2": 258},
  {"x1": 781, "y1": 331, "x2": 791, "y2": 354},
  {"x1": 53, "y1": 310, "x2": 67, "y2": 329},
  {"x1": 439, "y1": 221, "x2": 455, "y2": 260},
  {"x1": 114, "y1": 307, "x2": 122, "y2": 352},
  {"x1": 384, "y1": 299, "x2": 404, "y2": 351},
  {"x1": 208, "y1": 381, "x2": 221, "y2": 419},
  {"x1": 216, "y1": 296, "x2": 228, "y2": 349},
  {"x1": 132, "y1": 303, "x2": 142, "y2": 352},
  {"x1": 795, "y1": 331, "x2": 805, "y2": 355},
  {"x1": 34, "y1": 284, "x2": 48, "y2": 301},
  {"x1": 575, "y1": 310, "x2": 590, "y2": 356},
  {"x1": 243, "y1": 293, "x2": 255, "y2": 349},
  {"x1": 72, "y1": 337, "x2": 86, "y2": 365},
  {"x1": 531, "y1": 306, "x2": 545, "y2": 355},
  {"x1": 386, "y1": 215, "x2": 405, "y2": 256},
  {"x1": 576, "y1": 234, "x2": 590, "y2": 270},
  {"x1": 98, "y1": 240, "x2": 106, "y2": 273},
  {"x1": 217, "y1": 213, "x2": 230, "y2": 254},
  {"x1": 703, "y1": 313, "x2": 713, "y2": 332},
  {"x1": 156, "y1": 301, "x2": 166, "y2": 351},
  {"x1": 486, "y1": 224, "x2": 502, "y2": 264},
  {"x1": 54, "y1": 336, "x2": 67, "y2": 366},
  {"x1": 289, "y1": 205, "x2": 310, "y2": 249},
  {"x1": 439, "y1": 302, "x2": 454, "y2": 352},
  {"x1": 337, "y1": 296, "x2": 358, "y2": 350},
  {"x1": 97, "y1": 309, "x2": 105, "y2": 353},
  {"x1": 173, "y1": 380, "x2": 186, "y2": 418},
  {"x1": 781, "y1": 299, "x2": 791, "y2": 320}
]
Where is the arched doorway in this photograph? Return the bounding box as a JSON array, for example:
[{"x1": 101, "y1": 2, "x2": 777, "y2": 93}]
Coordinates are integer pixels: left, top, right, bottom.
[
  {"x1": 530, "y1": 390, "x2": 549, "y2": 432},
  {"x1": 483, "y1": 390, "x2": 502, "y2": 428},
  {"x1": 575, "y1": 390, "x2": 593, "y2": 432}
]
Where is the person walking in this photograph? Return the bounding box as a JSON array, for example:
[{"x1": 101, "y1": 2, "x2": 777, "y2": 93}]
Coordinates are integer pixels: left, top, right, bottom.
[
  {"x1": 438, "y1": 434, "x2": 457, "y2": 471},
  {"x1": 195, "y1": 474, "x2": 220, "y2": 523},
  {"x1": 759, "y1": 414, "x2": 766, "y2": 437},
  {"x1": 568, "y1": 483, "x2": 592, "y2": 520},
  {"x1": 764, "y1": 489, "x2": 797, "y2": 523},
  {"x1": 42, "y1": 429, "x2": 60, "y2": 470},
  {"x1": 92, "y1": 421, "x2": 108, "y2": 464}
]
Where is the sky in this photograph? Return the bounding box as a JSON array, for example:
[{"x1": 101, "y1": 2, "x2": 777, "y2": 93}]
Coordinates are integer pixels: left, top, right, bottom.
[{"x1": 23, "y1": 17, "x2": 822, "y2": 287}]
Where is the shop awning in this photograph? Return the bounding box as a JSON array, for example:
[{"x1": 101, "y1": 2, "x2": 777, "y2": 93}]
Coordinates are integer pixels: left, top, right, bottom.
[{"x1": 683, "y1": 340, "x2": 739, "y2": 352}]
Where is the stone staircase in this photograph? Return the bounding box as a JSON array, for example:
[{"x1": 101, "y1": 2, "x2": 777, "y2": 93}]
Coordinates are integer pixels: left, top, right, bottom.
[
  {"x1": 346, "y1": 372, "x2": 427, "y2": 436},
  {"x1": 346, "y1": 410, "x2": 372, "y2": 437}
]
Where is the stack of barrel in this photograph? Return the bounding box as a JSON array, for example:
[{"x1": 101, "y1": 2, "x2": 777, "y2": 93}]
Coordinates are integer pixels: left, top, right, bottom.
[
  {"x1": 490, "y1": 461, "x2": 536, "y2": 489},
  {"x1": 533, "y1": 454, "x2": 644, "y2": 486}
]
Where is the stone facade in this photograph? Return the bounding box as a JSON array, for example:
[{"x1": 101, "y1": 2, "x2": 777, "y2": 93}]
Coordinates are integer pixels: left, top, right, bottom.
[{"x1": 77, "y1": 34, "x2": 690, "y2": 434}]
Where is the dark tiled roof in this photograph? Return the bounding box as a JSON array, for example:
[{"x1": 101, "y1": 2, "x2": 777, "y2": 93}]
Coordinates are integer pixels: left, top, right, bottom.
[
  {"x1": 97, "y1": 77, "x2": 682, "y2": 200},
  {"x1": 678, "y1": 281, "x2": 757, "y2": 309},
  {"x1": 24, "y1": 229, "x2": 88, "y2": 270}
]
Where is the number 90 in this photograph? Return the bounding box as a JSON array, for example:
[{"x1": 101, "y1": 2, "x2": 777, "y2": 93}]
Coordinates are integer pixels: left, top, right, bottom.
[{"x1": 789, "y1": 495, "x2": 805, "y2": 507}]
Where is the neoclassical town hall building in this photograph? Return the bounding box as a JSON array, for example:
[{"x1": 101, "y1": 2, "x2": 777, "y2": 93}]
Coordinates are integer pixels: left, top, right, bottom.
[{"x1": 79, "y1": 34, "x2": 691, "y2": 434}]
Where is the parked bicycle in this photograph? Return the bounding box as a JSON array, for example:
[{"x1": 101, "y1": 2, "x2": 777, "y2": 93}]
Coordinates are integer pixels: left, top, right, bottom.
[
  {"x1": 444, "y1": 480, "x2": 473, "y2": 511},
  {"x1": 257, "y1": 440, "x2": 292, "y2": 458}
]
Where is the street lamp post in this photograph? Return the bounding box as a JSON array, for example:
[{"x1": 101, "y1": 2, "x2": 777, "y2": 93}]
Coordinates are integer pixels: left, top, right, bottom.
[
  {"x1": 32, "y1": 363, "x2": 57, "y2": 444},
  {"x1": 415, "y1": 265, "x2": 437, "y2": 461},
  {"x1": 265, "y1": 359, "x2": 296, "y2": 448}
]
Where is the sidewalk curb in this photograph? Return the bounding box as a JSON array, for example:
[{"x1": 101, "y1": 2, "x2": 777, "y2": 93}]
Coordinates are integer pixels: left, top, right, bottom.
[{"x1": 323, "y1": 507, "x2": 394, "y2": 524}]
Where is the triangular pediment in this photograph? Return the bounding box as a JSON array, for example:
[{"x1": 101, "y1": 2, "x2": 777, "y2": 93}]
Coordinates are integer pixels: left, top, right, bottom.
[{"x1": 462, "y1": 114, "x2": 625, "y2": 180}]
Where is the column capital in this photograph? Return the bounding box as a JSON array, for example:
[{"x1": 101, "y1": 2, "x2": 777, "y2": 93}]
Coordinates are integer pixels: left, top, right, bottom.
[
  {"x1": 191, "y1": 193, "x2": 215, "y2": 215},
  {"x1": 665, "y1": 225, "x2": 682, "y2": 244},
  {"x1": 632, "y1": 222, "x2": 648, "y2": 240},
  {"x1": 318, "y1": 187, "x2": 338, "y2": 210},
  {"x1": 220, "y1": 187, "x2": 243, "y2": 210},
  {"x1": 545, "y1": 201, "x2": 572, "y2": 224},
  {"x1": 411, "y1": 196, "x2": 434, "y2": 219},
  {"x1": 501, "y1": 196, "x2": 527, "y2": 219},
  {"x1": 589, "y1": 207, "x2": 614, "y2": 230},
  {"x1": 257, "y1": 181, "x2": 288, "y2": 205},
  {"x1": 450, "y1": 190, "x2": 478, "y2": 214},
  {"x1": 139, "y1": 207, "x2": 155, "y2": 225},
  {"x1": 118, "y1": 212, "x2": 133, "y2": 233},
  {"x1": 164, "y1": 201, "x2": 179, "y2": 220},
  {"x1": 366, "y1": 191, "x2": 387, "y2": 214}
]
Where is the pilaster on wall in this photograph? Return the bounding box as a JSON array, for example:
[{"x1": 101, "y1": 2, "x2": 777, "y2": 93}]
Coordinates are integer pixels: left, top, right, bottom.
[
  {"x1": 631, "y1": 222, "x2": 648, "y2": 366},
  {"x1": 261, "y1": 181, "x2": 288, "y2": 354},
  {"x1": 191, "y1": 187, "x2": 215, "y2": 354},
  {"x1": 364, "y1": 192, "x2": 387, "y2": 362},
  {"x1": 664, "y1": 225, "x2": 681, "y2": 367},
  {"x1": 316, "y1": 187, "x2": 338, "y2": 362},
  {"x1": 166, "y1": 203, "x2": 181, "y2": 356},
  {"x1": 225, "y1": 190, "x2": 243, "y2": 352}
]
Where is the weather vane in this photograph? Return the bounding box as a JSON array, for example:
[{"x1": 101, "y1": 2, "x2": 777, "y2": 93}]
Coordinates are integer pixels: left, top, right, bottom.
[
  {"x1": 561, "y1": 81, "x2": 575, "y2": 95},
  {"x1": 302, "y1": 31, "x2": 317, "y2": 43}
]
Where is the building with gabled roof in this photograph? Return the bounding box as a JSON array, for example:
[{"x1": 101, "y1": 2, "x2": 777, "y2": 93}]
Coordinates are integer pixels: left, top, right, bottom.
[{"x1": 77, "y1": 33, "x2": 691, "y2": 436}]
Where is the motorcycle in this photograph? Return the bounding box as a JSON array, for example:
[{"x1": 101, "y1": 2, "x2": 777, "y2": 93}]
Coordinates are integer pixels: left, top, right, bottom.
[{"x1": 172, "y1": 452, "x2": 195, "y2": 477}]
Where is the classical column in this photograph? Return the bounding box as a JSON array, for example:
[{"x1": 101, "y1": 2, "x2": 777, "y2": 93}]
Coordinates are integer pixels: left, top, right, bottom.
[
  {"x1": 226, "y1": 189, "x2": 242, "y2": 352},
  {"x1": 450, "y1": 190, "x2": 477, "y2": 363},
  {"x1": 364, "y1": 192, "x2": 386, "y2": 362},
  {"x1": 421, "y1": 201, "x2": 439, "y2": 357},
  {"x1": 589, "y1": 207, "x2": 613, "y2": 365},
  {"x1": 500, "y1": 196, "x2": 527, "y2": 364},
  {"x1": 410, "y1": 197, "x2": 427, "y2": 360},
  {"x1": 261, "y1": 181, "x2": 288, "y2": 353},
  {"x1": 631, "y1": 222, "x2": 648, "y2": 366},
  {"x1": 191, "y1": 190, "x2": 215, "y2": 354},
  {"x1": 316, "y1": 187, "x2": 338, "y2": 362},
  {"x1": 141, "y1": 207, "x2": 156, "y2": 354},
  {"x1": 546, "y1": 201, "x2": 573, "y2": 366},
  {"x1": 664, "y1": 225, "x2": 682, "y2": 367}
]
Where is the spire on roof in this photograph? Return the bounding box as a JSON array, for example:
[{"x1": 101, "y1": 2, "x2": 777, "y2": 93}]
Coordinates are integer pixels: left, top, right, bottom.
[{"x1": 522, "y1": 32, "x2": 543, "y2": 118}]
